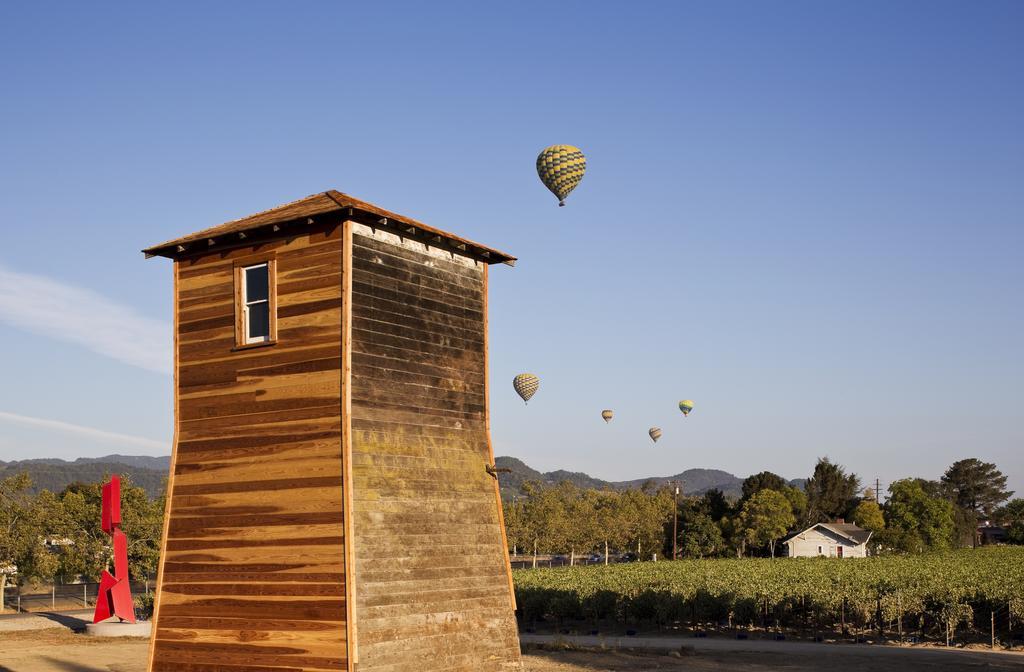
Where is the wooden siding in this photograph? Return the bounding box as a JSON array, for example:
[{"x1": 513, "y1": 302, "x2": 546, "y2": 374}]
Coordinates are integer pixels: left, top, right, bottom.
[
  {"x1": 348, "y1": 227, "x2": 521, "y2": 671},
  {"x1": 149, "y1": 224, "x2": 348, "y2": 672}
]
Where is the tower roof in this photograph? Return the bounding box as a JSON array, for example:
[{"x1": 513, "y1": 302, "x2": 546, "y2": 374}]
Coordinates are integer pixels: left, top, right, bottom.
[{"x1": 142, "y1": 190, "x2": 515, "y2": 265}]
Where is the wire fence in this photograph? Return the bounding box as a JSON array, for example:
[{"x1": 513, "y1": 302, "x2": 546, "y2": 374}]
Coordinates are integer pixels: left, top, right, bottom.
[{"x1": 1, "y1": 578, "x2": 153, "y2": 614}]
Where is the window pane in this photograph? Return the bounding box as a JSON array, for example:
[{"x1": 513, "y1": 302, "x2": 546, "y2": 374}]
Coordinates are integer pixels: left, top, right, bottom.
[
  {"x1": 247, "y1": 302, "x2": 270, "y2": 340},
  {"x1": 245, "y1": 264, "x2": 269, "y2": 302}
]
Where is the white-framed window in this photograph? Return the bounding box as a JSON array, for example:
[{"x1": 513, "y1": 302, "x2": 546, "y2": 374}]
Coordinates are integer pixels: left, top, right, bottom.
[
  {"x1": 243, "y1": 263, "x2": 270, "y2": 343},
  {"x1": 234, "y1": 258, "x2": 276, "y2": 347}
]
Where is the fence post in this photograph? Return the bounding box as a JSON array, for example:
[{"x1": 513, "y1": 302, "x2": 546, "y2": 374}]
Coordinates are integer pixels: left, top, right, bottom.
[{"x1": 51, "y1": 585, "x2": 55, "y2": 610}]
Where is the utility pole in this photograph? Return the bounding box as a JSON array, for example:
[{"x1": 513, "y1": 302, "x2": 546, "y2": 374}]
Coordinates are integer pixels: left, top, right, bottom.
[
  {"x1": 671, "y1": 480, "x2": 680, "y2": 560},
  {"x1": 875, "y1": 478, "x2": 880, "y2": 505}
]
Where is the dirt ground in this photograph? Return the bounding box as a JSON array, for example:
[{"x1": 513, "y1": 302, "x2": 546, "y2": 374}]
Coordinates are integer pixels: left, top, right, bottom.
[
  {"x1": 522, "y1": 644, "x2": 1024, "y2": 671},
  {"x1": 0, "y1": 629, "x2": 148, "y2": 672},
  {"x1": 0, "y1": 630, "x2": 1022, "y2": 672}
]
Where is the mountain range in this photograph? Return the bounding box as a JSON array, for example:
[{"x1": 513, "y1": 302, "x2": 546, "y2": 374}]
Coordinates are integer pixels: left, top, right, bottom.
[
  {"x1": 493, "y1": 456, "x2": 799, "y2": 500},
  {"x1": 0, "y1": 455, "x2": 171, "y2": 497},
  {"x1": 0, "y1": 454, "x2": 801, "y2": 501}
]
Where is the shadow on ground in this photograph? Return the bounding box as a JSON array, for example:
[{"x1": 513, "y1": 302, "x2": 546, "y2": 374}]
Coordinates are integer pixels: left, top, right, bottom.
[
  {"x1": 38, "y1": 660, "x2": 108, "y2": 672},
  {"x1": 35, "y1": 613, "x2": 90, "y2": 632}
]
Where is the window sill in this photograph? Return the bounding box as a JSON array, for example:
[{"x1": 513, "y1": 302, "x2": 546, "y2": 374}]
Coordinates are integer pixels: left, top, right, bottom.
[{"x1": 232, "y1": 340, "x2": 278, "y2": 352}]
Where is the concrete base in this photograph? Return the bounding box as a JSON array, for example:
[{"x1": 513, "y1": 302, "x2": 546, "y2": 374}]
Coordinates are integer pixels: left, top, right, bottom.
[{"x1": 84, "y1": 620, "x2": 152, "y2": 638}]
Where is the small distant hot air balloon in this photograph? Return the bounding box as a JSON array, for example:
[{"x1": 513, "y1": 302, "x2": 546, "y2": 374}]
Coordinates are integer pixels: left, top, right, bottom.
[
  {"x1": 679, "y1": 400, "x2": 694, "y2": 417},
  {"x1": 649, "y1": 427, "x2": 662, "y2": 443},
  {"x1": 513, "y1": 373, "x2": 540, "y2": 404},
  {"x1": 536, "y1": 145, "x2": 586, "y2": 206},
  {"x1": 601, "y1": 409, "x2": 614, "y2": 423}
]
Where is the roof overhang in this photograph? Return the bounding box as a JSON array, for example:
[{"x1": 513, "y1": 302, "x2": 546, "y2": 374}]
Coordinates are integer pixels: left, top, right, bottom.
[{"x1": 142, "y1": 190, "x2": 516, "y2": 266}]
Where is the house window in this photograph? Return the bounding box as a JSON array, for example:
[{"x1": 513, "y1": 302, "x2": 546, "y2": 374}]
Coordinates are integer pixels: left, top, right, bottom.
[
  {"x1": 817, "y1": 545, "x2": 823, "y2": 556},
  {"x1": 235, "y1": 259, "x2": 277, "y2": 347}
]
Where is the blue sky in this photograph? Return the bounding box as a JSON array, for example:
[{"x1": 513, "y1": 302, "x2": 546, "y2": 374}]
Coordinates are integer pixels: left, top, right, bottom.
[{"x1": 1, "y1": 3, "x2": 1021, "y2": 495}]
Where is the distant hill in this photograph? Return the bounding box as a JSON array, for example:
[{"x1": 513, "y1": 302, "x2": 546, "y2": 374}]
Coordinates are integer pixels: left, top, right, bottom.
[
  {"x1": 1, "y1": 452, "x2": 801, "y2": 503},
  {"x1": 0, "y1": 455, "x2": 170, "y2": 497},
  {"x1": 73, "y1": 454, "x2": 171, "y2": 471},
  {"x1": 494, "y1": 457, "x2": 617, "y2": 493},
  {"x1": 494, "y1": 456, "x2": 802, "y2": 501}
]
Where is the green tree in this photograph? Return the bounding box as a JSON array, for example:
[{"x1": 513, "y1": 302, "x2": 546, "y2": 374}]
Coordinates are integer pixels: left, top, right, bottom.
[
  {"x1": 677, "y1": 508, "x2": 725, "y2": 558},
  {"x1": 518, "y1": 481, "x2": 571, "y2": 555},
  {"x1": 721, "y1": 514, "x2": 747, "y2": 558},
  {"x1": 781, "y1": 485, "x2": 808, "y2": 522},
  {"x1": 502, "y1": 496, "x2": 525, "y2": 556},
  {"x1": 941, "y1": 459, "x2": 1014, "y2": 546},
  {"x1": 0, "y1": 475, "x2": 59, "y2": 612},
  {"x1": 804, "y1": 458, "x2": 860, "y2": 524},
  {"x1": 913, "y1": 478, "x2": 974, "y2": 548},
  {"x1": 996, "y1": 499, "x2": 1024, "y2": 545},
  {"x1": 592, "y1": 490, "x2": 630, "y2": 561},
  {"x1": 741, "y1": 472, "x2": 788, "y2": 501},
  {"x1": 739, "y1": 489, "x2": 795, "y2": 558},
  {"x1": 701, "y1": 488, "x2": 732, "y2": 522},
  {"x1": 881, "y1": 479, "x2": 955, "y2": 553},
  {"x1": 620, "y1": 488, "x2": 674, "y2": 559},
  {"x1": 851, "y1": 499, "x2": 885, "y2": 534},
  {"x1": 563, "y1": 486, "x2": 599, "y2": 563},
  {"x1": 851, "y1": 499, "x2": 885, "y2": 554}
]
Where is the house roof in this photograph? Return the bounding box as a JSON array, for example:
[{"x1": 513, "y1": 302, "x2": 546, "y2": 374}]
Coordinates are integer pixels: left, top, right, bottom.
[
  {"x1": 142, "y1": 190, "x2": 516, "y2": 265},
  {"x1": 783, "y1": 522, "x2": 872, "y2": 546},
  {"x1": 821, "y1": 522, "x2": 872, "y2": 545}
]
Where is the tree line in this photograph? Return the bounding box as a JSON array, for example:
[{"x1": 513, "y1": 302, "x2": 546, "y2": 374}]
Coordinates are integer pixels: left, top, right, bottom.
[
  {"x1": 503, "y1": 457, "x2": 1022, "y2": 562},
  {"x1": 0, "y1": 473, "x2": 164, "y2": 612},
  {"x1": 1, "y1": 457, "x2": 1020, "y2": 613}
]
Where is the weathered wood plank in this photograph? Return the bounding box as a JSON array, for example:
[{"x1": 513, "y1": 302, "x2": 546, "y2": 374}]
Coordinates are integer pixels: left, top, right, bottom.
[
  {"x1": 349, "y1": 230, "x2": 519, "y2": 670},
  {"x1": 150, "y1": 226, "x2": 347, "y2": 672}
]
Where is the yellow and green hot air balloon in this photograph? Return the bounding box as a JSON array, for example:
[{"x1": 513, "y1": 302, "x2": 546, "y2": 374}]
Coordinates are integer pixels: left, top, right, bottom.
[
  {"x1": 649, "y1": 427, "x2": 662, "y2": 443},
  {"x1": 678, "y1": 400, "x2": 694, "y2": 417},
  {"x1": 513, "y1": 373, "x2": 540, "y2": 404},
  {"x1": 536, "y1": 144, "x2": 586, "y2": 206},
  {"x1": 601, "y1": 409, "x2": 613, "y2": 423}
]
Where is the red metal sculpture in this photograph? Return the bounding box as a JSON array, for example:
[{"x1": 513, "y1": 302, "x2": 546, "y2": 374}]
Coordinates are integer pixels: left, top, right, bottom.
[{"x1": 93, "y1": 475, "x2": 136, "y2": 623}]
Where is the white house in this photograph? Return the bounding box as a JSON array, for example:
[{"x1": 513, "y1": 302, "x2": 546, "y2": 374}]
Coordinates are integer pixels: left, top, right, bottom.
[{"x1": 782, "y1": 519, "x2": 872, "y2": 558}]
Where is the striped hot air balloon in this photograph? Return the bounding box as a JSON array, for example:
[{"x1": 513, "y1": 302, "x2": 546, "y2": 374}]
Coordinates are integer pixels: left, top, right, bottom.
[
  {"x1": 513, "y1": 373, "x2": 540, "y2": 404},
  {"x1": 601, "y1": 409, "x2": 613, "y2": 423},
  {"x1": 649, "y1": 427, "x2": 662, "y2": 443},
  {"x1": 679, "y1": 400, "x2": 694, "y2": 417},
  {"x1": 536, "y1": 145, "x2": 586, "y2": 206}
]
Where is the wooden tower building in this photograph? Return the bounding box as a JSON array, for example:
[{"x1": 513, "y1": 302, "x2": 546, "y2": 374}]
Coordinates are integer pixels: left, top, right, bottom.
[{"x1": 143, "y1": 191, "x2": 521, "y2": 672}]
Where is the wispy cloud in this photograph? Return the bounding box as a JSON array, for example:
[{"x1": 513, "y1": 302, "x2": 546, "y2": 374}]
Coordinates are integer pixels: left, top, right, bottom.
[
  {"x1": 0, "y1": 411, "x2": 167, "y2": 451},
  {"x1": 0, "y1": 264, "x2": 170, "y2": 374}
]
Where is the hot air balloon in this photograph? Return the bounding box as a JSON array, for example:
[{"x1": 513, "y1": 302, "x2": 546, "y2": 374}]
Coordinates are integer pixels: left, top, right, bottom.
[
  {"x1": 536, "y1": 145, "x2": 586, "y2": 206},
  {"x1": 601, "y1": 409, "x2": 613, "y2": 423},
  {"x1": 649, "y1": 427, "x2": 662, "y2": 443},
  {"x1": 513, "y1": 373, "x2": 540, "y2": 404},
  {"x1": 678, "y1": 400, "x2": 694, "y2": 417}
]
